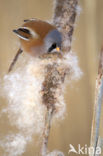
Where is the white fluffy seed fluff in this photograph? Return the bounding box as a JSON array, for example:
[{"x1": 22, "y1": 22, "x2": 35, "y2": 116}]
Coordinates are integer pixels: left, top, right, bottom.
[
  {"x1": 0, "y1": 134, "x2": 31, "y2": 156},
  {"x1": 0, "y1": 51, "x2": 82, "y2": 156},
  {"x1": 47, "y1": 150, "x2": 64, "y2": 156}
]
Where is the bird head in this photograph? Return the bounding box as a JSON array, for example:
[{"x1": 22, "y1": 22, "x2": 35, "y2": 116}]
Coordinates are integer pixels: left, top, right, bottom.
[{"x1": 13, "y1": 19, "x2": 62, "y2": 56}]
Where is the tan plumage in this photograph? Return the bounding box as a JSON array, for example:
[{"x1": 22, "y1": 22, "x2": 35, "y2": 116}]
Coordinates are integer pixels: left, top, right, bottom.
[{"x1": 8, "y1": 19, "x2": 62, "y2": 72}]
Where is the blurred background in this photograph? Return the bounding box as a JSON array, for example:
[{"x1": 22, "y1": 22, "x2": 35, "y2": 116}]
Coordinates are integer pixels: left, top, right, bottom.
[{"x1": 0, "y1": 0, "x2": 103, "y2": 155}]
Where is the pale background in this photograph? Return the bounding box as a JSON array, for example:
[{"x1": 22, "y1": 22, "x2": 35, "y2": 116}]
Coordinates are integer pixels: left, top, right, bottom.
[{"x1": 0, "y1": 0, "x2": 103, "y2": 156}]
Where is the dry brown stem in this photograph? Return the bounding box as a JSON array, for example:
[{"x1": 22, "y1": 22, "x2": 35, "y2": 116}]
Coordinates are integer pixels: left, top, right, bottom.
[
  {"x1": 40, "y1": 53, "x2": 69, "y2": 156},
  {"x1": 90, "y1": 47, "x2": 103, "y2": 156},
  {"x1": 53, "y1": 0, "x2": 78, "y2": 52},
  {"x1": 41, "y1": 108, "x2": 54, "y2": 156},
  {"x1": 40, "y1": 0, "x2": 79, "y2": 155}
]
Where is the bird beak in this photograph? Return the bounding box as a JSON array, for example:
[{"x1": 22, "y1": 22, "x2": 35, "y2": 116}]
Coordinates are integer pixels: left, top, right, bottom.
[{"x1": 56, "y1": 47, "x2": 60, "y2": 52}]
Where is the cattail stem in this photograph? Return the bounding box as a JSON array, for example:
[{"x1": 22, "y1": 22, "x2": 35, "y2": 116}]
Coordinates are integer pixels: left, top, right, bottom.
[
  {"x1": 90, "y1": 47, "x2": 103, "y2": 156},
  {"x1": 53, "y1": 0, "x2": 79, "y2": 52},
  {"x1": 41, "y1": 108, "x2": 54, "y2": 156},
  {"x1": 40, "y1": 0, "x2": 79, "y2": 155},
  {"x1": 39, "y1": 58, "x2": 68, "y2": 156}
]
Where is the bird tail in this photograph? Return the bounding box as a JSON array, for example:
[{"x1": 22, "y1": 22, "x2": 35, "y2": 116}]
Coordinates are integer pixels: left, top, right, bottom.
[{"x1": 8, "y1": 48, "x2": 23, "y2": 73}]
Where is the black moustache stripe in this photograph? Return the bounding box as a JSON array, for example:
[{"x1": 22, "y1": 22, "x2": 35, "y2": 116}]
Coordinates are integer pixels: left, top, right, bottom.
[{"x1": 18, "y1": 28, "x2": 30, "y2": 34}]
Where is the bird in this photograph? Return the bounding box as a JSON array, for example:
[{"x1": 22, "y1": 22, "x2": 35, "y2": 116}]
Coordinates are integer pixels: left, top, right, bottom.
[{"x1": 8, "y1": 18, "x2": 62, "y2": 72}]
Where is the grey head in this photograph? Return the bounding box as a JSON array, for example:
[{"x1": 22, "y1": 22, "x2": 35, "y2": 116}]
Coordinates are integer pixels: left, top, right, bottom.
[{"x1": 44, "y1": 29, "x2": 62, "y2": 53}]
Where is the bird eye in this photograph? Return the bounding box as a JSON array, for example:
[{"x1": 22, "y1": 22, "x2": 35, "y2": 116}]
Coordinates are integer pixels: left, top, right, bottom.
[{"x1": 48, "y1": 43, "x2": 57, "y2": 52}]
